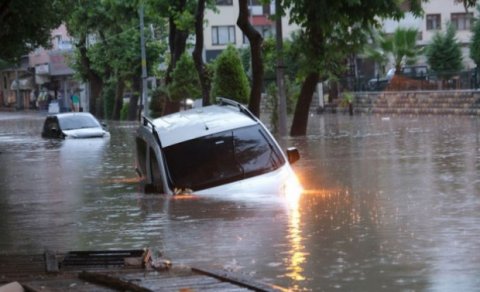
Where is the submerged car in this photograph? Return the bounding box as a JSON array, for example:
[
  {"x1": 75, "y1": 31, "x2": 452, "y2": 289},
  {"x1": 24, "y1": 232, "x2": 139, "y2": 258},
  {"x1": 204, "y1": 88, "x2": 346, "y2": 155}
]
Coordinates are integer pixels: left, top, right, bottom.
[
  {"x1": 41, "y1": 112, "x2": 109, "y2": 139},
  {"x1": 135, "y1": 98, "x2": 301, "y2": 196}
]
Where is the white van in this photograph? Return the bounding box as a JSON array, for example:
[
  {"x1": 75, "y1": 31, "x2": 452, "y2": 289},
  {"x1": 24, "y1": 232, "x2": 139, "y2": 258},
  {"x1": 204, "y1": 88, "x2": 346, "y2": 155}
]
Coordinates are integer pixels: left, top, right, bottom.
[{"x1": 135, "y1": 98, "x2": 301, "y2": 196}]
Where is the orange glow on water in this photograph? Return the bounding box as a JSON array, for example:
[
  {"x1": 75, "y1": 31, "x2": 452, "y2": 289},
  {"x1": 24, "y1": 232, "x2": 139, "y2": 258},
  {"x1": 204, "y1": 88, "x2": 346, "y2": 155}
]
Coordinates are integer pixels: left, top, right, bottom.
[
  {"x1": 104, "y1": 177, "x2": 142, "y2": 184},
  {"x1": 285, "y1": 197, "x2": 307, "y2": 282}
]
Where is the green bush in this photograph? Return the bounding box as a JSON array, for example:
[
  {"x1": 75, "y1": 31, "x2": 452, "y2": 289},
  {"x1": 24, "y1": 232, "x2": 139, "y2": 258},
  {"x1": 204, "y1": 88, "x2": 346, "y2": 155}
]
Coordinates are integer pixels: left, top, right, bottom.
[
  {"x1": 120, "y1": 103, "x2": 129, "y2": 121},
  {"x1": 211, "y1": 45, "x2": 250, "y2": 104},
  {"x1": 150, "y1": 87, "x2": 168, "y2": 118},
  {"x1": 168, "y1": 53, "x2": 201, "y2": 101},
  {"x1": 102, "y1": 81, "x2": 115, "y2": 120}
]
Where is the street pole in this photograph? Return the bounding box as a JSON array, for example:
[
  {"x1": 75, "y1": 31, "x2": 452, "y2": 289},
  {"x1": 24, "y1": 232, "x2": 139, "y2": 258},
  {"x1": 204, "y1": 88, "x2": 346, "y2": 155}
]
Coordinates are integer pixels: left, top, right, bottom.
[
  {"x1": 275, "y1": 0, "x2": 287, "y2": 137},
  {"x1": 139, "y1": 4, "x2": 149, "y2": 118}
]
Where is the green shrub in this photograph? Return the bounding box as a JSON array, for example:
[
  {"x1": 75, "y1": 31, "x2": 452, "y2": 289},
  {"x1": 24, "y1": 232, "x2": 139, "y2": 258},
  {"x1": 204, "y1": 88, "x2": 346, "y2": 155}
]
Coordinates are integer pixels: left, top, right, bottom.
[
  {"x1": 168, "y1": 53, "x2": 201, "y2": 101},
  {"x1": 120, "y1": 103, "x2": 129, "y2": 120},
  {"x1": 150, "y1": 87, "x2": 168, "y2": 118},
  {"x1": 211, "y1": 45, "x2": 250, "y2": 104}
]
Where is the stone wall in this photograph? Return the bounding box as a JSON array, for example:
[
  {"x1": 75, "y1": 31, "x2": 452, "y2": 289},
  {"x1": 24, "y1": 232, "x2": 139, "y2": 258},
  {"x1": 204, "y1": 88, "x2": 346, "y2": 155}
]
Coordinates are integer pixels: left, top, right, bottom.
[{"x1": 354, "y1": 90, "x2": 480, "y2": 115}]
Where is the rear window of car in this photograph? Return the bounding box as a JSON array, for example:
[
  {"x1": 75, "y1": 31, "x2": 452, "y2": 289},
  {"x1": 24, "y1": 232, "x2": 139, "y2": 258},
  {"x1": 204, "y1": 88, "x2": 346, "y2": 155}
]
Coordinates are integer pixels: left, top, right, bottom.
[{"x1": 163, "y1": 124, "x2": 285, "y2": 191}]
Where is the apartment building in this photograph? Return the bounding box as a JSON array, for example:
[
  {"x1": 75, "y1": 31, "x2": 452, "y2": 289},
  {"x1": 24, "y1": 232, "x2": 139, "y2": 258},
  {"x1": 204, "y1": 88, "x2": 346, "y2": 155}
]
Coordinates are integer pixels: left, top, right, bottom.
[
  {"x1": 383, "y1": 0, "x2": 479, "y2": 69},
  {"x1": 0, "y1": 24, "x2": 80, "y2": 111},
  {"x1": 203, "y1": 0, "x2": 299, "y2": 61}
]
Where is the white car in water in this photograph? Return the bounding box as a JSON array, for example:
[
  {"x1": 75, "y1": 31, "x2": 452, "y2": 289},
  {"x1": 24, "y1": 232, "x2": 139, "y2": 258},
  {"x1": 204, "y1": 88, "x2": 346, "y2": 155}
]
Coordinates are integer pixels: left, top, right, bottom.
[
  {"x1": 135, "y1": 98, "x2": 301, "y2": 196},
  {"x1": 41, "y1": 112, "x2": 109, "y2": 139}
]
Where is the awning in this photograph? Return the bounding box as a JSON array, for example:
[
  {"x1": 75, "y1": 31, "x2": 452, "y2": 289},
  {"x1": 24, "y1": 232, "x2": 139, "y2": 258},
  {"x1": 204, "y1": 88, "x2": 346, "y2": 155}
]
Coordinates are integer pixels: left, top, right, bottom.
[
  {"x1": 35, "y1": 75, "x2": 50, "y2": 85},
  {"x1": 10, "y1": 77, "x2": 34, "y2": 90}
]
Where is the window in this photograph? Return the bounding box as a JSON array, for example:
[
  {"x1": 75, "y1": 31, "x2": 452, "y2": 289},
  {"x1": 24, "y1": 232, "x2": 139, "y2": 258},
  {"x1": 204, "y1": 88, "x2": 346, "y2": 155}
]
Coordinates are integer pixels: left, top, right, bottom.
[
  {"x1": 426, "y1": 14, "x2": 441, "y2": 30},
  {"x1": 212, "y1": 26, "x2": 236, "y2": 45},
  {"x1": 243, "y1": 26, "x2": 275, "y2": 43},
  {"x1": 216, "y1": 0, "x2": 232, "y2": 5},
  {"x1": 163, "y1": 125, "x2": 285, "y2": 191},
  {"x1": 451, "y1": 12, "x2": 473, "y2": 30}
]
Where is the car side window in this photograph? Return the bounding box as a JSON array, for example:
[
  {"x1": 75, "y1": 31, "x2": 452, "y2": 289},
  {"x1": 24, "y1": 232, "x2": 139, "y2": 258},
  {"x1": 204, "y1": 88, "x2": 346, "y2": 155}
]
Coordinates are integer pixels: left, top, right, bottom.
[
  {"x1": 44, "y1": 117, "x2": 60, "y2": 138},
  {"x1": 233, "y1": 127, "x2": 285, "y2": 174}
]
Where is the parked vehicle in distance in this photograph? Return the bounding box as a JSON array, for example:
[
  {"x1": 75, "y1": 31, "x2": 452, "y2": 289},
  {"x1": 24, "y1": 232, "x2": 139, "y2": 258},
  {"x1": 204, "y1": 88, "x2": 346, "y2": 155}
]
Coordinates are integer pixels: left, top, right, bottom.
[
  {"x1": 135, "y1": 98, "x2": 302, "y2": 196},
  {"x1": 41, "y1": 112, "x2": 109, "y2": 139},
  {"x1": 367, "y1": 66, "x2": 429, "y2": 91}
]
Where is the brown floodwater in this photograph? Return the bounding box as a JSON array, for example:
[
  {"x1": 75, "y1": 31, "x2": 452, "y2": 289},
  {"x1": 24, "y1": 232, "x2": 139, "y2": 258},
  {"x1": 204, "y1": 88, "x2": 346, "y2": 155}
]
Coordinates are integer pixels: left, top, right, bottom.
[{"x1": 0, "y1": 111, "x2": 479, "y2": 291}]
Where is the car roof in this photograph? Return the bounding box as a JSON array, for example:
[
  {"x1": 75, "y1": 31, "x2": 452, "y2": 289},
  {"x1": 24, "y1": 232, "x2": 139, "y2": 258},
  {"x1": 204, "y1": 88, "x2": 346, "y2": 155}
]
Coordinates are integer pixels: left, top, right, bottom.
[
  {"x1": 152, "y1": 104, "x2": 258, "y2": 147},
  {"x1": 48, "y1": 112, "x2": 96, "y2": 120}
]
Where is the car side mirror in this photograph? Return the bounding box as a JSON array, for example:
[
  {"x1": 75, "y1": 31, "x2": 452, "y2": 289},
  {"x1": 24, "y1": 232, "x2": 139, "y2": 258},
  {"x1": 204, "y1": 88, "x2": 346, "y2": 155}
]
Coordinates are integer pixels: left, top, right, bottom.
[{"x1": 286, "y1": 147, "x2": 300, "y2": 164}]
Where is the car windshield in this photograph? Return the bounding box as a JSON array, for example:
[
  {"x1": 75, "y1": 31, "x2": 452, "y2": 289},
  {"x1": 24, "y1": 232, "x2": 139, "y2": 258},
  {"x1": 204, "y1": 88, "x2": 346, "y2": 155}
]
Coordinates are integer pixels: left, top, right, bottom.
[
  {"x1": 163, "y1": 124, "x2": 285, "y2": 191},
  {"x1": 58, "y1": 115, "x2": 101, "y2": 130}
]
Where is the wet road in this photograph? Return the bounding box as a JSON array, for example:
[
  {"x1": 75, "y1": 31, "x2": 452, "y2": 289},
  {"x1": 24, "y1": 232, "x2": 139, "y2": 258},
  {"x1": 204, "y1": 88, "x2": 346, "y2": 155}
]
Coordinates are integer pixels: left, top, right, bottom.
[{"x1": 1, "y1": 111, "x2": 480, "y2": 291}]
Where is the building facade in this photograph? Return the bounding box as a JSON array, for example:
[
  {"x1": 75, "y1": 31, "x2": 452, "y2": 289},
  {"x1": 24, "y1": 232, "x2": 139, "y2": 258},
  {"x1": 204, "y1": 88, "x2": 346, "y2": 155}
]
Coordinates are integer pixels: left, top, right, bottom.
[
  {"x1": 383, "y1": 0, "x2": 479, "y2": 70},
  {"x1": 0, "y1": 24, "x2": 81, "y2": 111},
  {"x1": 204, "y1": 0, "x2": 299, "y2": 61}
]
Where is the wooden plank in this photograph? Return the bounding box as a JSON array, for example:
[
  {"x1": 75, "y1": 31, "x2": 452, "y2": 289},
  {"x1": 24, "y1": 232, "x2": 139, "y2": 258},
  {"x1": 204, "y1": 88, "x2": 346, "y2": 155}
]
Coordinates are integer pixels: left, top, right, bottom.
[
  {"x1": 44, "y1": 250, "x2": 59, "y2": 273},
  {"x1": 191, "y1": 267, "x2": 288, "y2": 292},
  {"x1": 78, "y1": 271, "x2": 153, "y2": 292}
]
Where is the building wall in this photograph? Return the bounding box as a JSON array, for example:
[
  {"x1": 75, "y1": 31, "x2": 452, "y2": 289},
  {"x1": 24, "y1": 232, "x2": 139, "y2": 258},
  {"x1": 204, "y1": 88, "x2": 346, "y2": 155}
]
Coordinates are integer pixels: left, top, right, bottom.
[
  {"x1": 382, "y1": 0, "x2": 478, "y2": 69},
  {"x1": 204, "y1": 1, "x2": 299, "y2": 61}
]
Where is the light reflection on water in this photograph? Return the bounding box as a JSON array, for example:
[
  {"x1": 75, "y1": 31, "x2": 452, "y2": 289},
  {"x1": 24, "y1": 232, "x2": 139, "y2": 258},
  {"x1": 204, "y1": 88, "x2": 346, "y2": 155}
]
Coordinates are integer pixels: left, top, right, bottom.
[{"x1": 1, "y1": 112, "x2": 480, "y2": 291}]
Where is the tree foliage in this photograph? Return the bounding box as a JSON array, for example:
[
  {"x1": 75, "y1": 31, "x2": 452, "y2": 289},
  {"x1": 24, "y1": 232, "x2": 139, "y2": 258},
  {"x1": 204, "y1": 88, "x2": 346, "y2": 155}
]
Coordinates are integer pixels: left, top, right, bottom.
[
  {"x1": 365, "y1": 27, "x2": 422, "y2": 74},
  {"x1": 280, "y1": 0, "x2": 425, "y2": 136},
  {"x1": 0, "y1": 0, "x2": 65, "y2": 62},
  {"x1": 64, "y1": 0, "x2": 165, "y2": 119},
  {"x1": 426, "y1": 23, "x2": 463, "y2": 79},
  {"x1": 212, "y1": 46, "x2": 250, "y2": 104},
  {"x1": 168, "y1": 53, "x2": 201, "y2": 101},
  {"x1": 470, "y1": 5, "x2": 480, "y2": 66}
]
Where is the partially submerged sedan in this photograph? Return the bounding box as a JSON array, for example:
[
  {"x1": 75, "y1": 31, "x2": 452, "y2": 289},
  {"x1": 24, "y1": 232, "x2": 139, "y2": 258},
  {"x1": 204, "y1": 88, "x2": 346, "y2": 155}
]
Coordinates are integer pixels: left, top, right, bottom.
[
  {"x1": 135, "y1": 98, "x2": 301, "y2": 196},
  {"x1": 41, "y1": 112, "x2": 109, "y2": 139}
]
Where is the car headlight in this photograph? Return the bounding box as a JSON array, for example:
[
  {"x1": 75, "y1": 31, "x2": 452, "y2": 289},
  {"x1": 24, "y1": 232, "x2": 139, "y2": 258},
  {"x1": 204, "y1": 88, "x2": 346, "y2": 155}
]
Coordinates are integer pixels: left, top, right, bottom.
[{"x1": 283, "y1": 173, "x2": 303, "y2": 208}]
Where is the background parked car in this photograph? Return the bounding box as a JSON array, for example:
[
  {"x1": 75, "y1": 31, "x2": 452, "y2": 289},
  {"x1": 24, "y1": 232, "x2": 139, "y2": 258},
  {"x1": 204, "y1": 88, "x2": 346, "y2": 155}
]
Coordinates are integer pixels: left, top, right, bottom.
[{"x1": 41, "y1": 112, "x2": 109, "y2": 139}]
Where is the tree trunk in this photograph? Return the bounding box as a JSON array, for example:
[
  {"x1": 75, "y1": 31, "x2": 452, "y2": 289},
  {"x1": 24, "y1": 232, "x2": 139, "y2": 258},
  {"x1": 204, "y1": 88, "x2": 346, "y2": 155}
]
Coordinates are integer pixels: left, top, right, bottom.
[
  {"x1": 165, "y1": 0, "x2": 188, "y2": 86},
  {"x1": 112, "y1": 77, "x2": 125, "y2": 120},
  {"x1": 290, "y1": 72, "x2": 319, "y2": 136},
  {"x1": 193, "y1": 0, "x2": 211, "y2": 106},
  {"x1": 88, "y1": 72, "x2": 103, "y2": 116},
  {"x1": 78, "y1": 35, "x2": 103, "y2": 116},
  {"x1": 128, "y1": 75, "x2": 140, "y2": 121},
  {"x1": 237, "y1": 0, "x2": 264, "y2": 117}
]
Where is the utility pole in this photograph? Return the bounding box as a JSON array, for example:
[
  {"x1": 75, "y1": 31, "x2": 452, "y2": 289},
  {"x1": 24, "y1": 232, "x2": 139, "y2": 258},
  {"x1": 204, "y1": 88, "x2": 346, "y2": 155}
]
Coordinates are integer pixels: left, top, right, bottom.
[
  {"x1": 275, "y1": 0, "x2": 287, "y2": 136},
  {"x1": 139, "y1": 3, "x2": 149, "y2": 117},
  {"x1": 15, "y1": 66, "x2": 21, "y2": 110}
]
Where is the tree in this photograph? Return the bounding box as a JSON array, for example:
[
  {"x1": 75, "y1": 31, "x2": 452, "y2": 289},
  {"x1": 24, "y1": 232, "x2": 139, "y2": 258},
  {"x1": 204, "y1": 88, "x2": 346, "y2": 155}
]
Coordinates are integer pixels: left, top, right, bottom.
[
  {"x1": 193, "y1": 0, "x2": 211, "y2": 106},
  {"x1": 237, "y1": 0, "x2": 264, "y2": 117},
  {"x1": 426, "y1": 23, "x2": 463, "y2": 81},
  {"x1": 280, "y1": 0, "x2": 424, "y2": 136},
  {"x1": 0, "y1": 0, "x2": 65, "y2": 62},
  {"x1": 168, "y1": 53, "x2": 201, "y2": 102},
  {"x1": 65, "y1": 0, "x2": 163, "y2": 120},
  {"x1": 365, "y1": 27, "x2": 421, "y2": 75},
  {"x1": 470, "y1": 5, "x2": 480, "y2": 67},
  {"x1": 211, "y1": 45, "x2": 250, "y2": 104}
]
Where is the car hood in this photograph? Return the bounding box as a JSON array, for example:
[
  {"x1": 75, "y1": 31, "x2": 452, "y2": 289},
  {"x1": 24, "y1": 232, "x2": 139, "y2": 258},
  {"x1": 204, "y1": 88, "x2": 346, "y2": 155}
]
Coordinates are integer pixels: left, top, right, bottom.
[{"x1": 62, "y1": 128, "x2": 109, "y2": 139}]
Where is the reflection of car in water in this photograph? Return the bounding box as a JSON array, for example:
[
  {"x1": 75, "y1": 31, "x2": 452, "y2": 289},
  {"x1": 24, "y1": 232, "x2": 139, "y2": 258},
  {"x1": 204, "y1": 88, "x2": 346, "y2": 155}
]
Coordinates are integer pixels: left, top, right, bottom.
[
  {"x1": 135, "y1": 98, "x2": 301, "y2": 196},
  {"x1": 41, "y1": 112, "x2": 109, "y2": 139}
]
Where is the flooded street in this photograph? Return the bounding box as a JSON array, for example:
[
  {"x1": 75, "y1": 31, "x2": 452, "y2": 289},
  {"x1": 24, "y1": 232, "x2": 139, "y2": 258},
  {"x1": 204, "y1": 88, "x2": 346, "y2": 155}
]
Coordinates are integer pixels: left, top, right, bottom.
[{"x1": 1, "y1": 111, "x2": 480, "y2": 291}]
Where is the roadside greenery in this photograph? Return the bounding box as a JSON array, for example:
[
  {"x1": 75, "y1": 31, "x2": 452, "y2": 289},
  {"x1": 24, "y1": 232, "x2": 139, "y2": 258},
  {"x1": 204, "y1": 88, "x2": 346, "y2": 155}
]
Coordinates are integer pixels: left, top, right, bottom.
[
  {"x1": 211, "y1": 46, "x2": 250, "y2": 104},
  {"x1": 0, "y1": 0, "x2": 65, "y2": 63},
  {"x1": 9, "y1": 0, "x2": 480, "y2": 134},
  {"x1": 470, "y1": 5, "x2": 480, "y2": 67},
  {"x1": 426, "y1": 23, "x2": 463, "y2": 80},
  {"x1": 364, "y1": 27, "x2": 422, "y2": 75}
]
